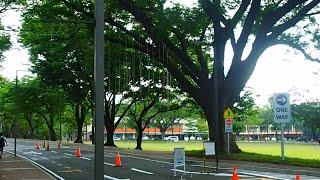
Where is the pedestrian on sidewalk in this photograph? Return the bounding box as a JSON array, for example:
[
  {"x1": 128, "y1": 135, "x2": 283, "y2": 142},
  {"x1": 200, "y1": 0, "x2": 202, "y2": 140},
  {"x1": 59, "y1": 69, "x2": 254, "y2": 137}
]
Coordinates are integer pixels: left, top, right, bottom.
[{"x1": 0, "y1": 132, "x2": 8, "y2": 159}]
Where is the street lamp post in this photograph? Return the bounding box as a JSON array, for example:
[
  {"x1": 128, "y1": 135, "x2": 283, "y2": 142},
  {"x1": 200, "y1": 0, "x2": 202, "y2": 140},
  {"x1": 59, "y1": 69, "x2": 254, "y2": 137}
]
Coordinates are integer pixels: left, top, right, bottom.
[{"x1": 14, "y1": 70, "x2": 28, "y2": 156}]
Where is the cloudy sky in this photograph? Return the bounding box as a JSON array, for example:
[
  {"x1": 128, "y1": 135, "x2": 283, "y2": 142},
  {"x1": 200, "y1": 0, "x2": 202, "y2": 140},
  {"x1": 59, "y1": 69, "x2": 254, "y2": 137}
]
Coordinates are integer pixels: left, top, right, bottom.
[{"x1": 1, "y1": 2, "x2": 319, "y2": 106}]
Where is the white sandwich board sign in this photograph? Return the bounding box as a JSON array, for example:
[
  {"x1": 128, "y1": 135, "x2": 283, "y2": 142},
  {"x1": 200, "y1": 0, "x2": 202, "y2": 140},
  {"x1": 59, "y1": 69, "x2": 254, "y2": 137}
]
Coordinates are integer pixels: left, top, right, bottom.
[{"x1": 173, "y1": 147, "x2": 185, "y2": 176}]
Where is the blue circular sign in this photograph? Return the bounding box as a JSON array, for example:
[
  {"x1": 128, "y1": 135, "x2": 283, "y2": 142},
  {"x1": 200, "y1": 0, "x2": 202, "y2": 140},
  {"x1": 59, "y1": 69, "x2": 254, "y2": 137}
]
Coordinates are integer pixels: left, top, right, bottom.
[{"x1": 276, "y1": 94, "x2": 287, "y2": 106}]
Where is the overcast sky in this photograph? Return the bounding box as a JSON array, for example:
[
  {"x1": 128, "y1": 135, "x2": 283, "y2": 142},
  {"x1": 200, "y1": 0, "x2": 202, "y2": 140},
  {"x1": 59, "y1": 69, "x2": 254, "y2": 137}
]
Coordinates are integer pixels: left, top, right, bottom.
[{"x1": 1, "y1": 2, "x2": 319, "y2": 106}]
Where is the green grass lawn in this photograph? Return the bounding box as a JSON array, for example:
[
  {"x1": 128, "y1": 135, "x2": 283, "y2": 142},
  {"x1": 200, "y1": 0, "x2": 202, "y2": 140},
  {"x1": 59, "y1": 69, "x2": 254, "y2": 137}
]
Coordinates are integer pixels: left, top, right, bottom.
[
  {"x1": 237, "y1": 141, "x2": 320, "y2": 160},
  {"x1": 115, "y1": 140, "x2": 203, "y2": 151},
  {"x1": 114, "y1": 140, "x2": 320, "y2": 160}
]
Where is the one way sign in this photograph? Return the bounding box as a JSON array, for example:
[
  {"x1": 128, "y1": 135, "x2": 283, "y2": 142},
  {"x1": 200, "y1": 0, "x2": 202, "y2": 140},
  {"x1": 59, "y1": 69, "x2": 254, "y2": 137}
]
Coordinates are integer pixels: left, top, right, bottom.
[{"x1": 273, "y1": 93, "x2": 291, "y2": 123}]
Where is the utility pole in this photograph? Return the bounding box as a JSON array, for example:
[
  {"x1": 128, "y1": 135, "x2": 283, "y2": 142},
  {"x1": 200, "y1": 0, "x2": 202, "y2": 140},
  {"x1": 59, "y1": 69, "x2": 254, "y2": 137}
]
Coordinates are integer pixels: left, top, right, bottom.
[
  {"x1": 14, "y1": 70, "x2": 29, "y2": 156},
  {"x1": 14, "y1": 73, "x2": 17, "y2": 156},
  {"x1": 94, "y1": 0, "x2": 105, "y2": 179}
]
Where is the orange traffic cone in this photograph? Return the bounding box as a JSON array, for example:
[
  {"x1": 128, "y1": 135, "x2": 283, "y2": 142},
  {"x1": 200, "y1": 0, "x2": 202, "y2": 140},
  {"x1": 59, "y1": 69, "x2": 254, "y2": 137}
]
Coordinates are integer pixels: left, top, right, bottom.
[
  {"x1": 75, "y1": 147, "x2": 81, "y2": 157},
  {"x1": 115, "y1": 152, "x2": 122, "y2": 167},
  {"x1": 43, "y1": 141, "x2": 46, "y2": 148},
  {"x1": 46, "y1": 142, "x2": 50, "y2": 151},
  {"x1": 57, "y1": 141, "x2": 61, "y2": 148},
  {"x1": 296, "y1": 174, "x2": 301, "y2": 180},
  {"x1": 232, "y1": 166, "x2": 239, "y2": 180},
  {"x1": 35, "y1": 142, "x2": 40, "y2": 149}
]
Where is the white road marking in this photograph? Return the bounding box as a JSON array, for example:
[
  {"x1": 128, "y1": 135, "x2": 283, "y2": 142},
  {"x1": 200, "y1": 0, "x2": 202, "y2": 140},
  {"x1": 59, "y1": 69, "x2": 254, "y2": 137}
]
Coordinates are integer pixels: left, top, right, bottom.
[
  {"x1": 130, "y1": 168, "x2": 154, "y2": 175},
  {"x1": 51, "y1": 151, "x2": 58, "y2": 154},
  {"x1": 79, "y1": 157, "x2": 91, "y2": 161},
  {"x1": 104, "y1": 175, "x2": 130, "y2": 180},
  {"x1": 64, "y1": 153, "x2": 72, "y2": 156},
  {"x1": 125, "y1": 155, "x2": 172, "y2": 165},
  {"x1": 104, "y1": 162, "x2": 115, "y2": 167},
  {"x1": 23, "y1": 151, "x2": 42, "y2": 155}
]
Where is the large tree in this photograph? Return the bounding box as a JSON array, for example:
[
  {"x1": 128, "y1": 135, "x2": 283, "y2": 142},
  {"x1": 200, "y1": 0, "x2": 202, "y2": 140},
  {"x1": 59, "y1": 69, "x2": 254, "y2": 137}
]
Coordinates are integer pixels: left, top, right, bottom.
[
  {"x1": 19, "y1": 1, "x2": 320, "y2": 152},
  {"x1": 101, "y1": 0, "x2": 320, "y2": 152},
  {"x1": 292, "y1": 102, "x2": 320, "y2": 145}
]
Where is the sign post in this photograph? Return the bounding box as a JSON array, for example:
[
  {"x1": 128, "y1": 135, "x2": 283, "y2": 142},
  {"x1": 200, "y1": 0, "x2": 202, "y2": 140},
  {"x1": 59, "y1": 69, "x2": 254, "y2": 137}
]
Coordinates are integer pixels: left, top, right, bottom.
[
  {"x1": 224, "y1": 108, "x2": 234, "y2": 155},
  {"x1": 273, "y1": 93, "x2": 291, "y2": 160}
]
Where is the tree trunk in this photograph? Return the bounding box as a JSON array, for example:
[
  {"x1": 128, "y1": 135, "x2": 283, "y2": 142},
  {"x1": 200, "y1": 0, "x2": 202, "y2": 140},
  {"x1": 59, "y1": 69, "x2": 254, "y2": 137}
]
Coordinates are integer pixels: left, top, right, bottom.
[
  {"x1": 161, "y1": 131, "x2": 165, "y2": 140},
  {"x1": 74, "y1": 122, "x2": 84, "y2": 143},
  {"x1": 49, "y1": 124, "x2": 57, "y2": 141},
  {"x1": 135, "y1": 127, "x2": 143, "y2": 150},
  {"x1": 104, "y1": 124, "x2": 116, "y2": 147},
  {"x1": 74, "y1": 104, "x2": 84, "y2": 143}
]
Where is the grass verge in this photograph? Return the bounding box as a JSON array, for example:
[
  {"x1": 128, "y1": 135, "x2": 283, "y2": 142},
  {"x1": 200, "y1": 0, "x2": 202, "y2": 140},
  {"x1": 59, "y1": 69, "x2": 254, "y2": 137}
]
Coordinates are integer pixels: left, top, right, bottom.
[{"x1": 185, "y1": 150, "x2": 320, "y2": 168}]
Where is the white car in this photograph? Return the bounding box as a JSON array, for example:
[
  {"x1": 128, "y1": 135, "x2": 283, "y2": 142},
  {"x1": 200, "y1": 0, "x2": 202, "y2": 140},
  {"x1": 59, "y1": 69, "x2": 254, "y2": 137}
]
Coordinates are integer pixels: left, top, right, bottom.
[
  {"x1": 113, "y1": 136, "x2": 121, "y2": 141},
  {"x1": 167, "y1": 136, "x2": 179, "y2": 142},
  {"x1": 189, "y1": 136, "x2": 195, "y2": 140},
  {"x1": 142, "y1": 136, "x2": 149, "y2": 140}
]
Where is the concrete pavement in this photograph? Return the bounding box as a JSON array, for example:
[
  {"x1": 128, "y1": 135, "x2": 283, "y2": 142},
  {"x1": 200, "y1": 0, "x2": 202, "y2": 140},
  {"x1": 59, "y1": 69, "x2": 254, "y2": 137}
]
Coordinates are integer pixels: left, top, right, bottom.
[{"x1": 0, "y1": 151, "x2": 54, "y2": 180}]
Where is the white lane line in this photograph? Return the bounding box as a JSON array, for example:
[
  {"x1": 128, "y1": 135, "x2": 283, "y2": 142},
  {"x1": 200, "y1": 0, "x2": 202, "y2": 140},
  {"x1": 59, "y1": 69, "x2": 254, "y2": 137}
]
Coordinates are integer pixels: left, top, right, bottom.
[
  {"x1": 23, "y1": 151, "x2": 42, "y2": 155},
  {"x1": 64, "y1": 153, "x2": 72, "y2": 156},
  {"x1": 51, "y1": 151, "x2": 58, "y2": 154},
  {"x1": 125, "y1": 155, "x2": 172, "y2": 165},
  {"x1": 104, "y1": 162, "x2": 115, "y2": 167},
  {"x1": 79, "y1": 157, "x2": 91, "y2": 161},
  {"x1": 5, "y1": 150, "x2": 65, "y2": 180},
  {"x1": 130, "y1": 168, "x2": 154, "y2": 175},
  {"x1": 104, "y1": 175, "x2": 130, "y2": 180}
]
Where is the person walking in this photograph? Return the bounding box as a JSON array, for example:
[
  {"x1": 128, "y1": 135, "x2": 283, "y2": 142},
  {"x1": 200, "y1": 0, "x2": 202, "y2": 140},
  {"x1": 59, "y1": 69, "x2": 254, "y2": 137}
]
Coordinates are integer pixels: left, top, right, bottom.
[{"x1": 0, "y1": 132, "x2": 8, "y2": 159}]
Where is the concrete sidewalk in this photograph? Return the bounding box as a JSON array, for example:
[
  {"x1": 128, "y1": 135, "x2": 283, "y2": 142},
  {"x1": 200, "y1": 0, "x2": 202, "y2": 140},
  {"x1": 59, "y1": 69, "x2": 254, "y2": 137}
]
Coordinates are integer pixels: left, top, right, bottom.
[{"x1": 0, "y1": 151, "x2": 54, "y2": 180}]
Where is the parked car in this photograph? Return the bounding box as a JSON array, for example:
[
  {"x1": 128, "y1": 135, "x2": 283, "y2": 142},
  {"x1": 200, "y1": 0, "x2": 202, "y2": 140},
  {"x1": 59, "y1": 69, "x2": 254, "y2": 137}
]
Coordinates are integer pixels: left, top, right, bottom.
[
  {"x1": 196, "y1": 137, "x2": 202, "y2": 141},
  {"x1": 189, "y1": 136, "x2": 195, "y2": 140},
  {"x1": 184, "y1": 137, "x2": 189, "y2": 141},
  {"x1": 113, "y1": 136, "x2": 121, "y2": 141},
  {"x1": 166, "y1": 136, "x2": 179, "y2": 142},
  {"x1": 142, "y1": 136, "x2": 149, "y2": 140}
]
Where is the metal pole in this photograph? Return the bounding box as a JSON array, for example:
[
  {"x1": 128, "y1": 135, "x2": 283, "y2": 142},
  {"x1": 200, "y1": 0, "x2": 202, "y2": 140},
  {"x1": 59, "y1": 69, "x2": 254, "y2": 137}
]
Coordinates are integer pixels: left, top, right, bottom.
[
  {"x1": 94, "y1": 0, "x2": 105, "y2": 179},
  {"x1": 281, "y1": 123, "x2": 284, "y2": 160},
  {"x1": 14, "y1": 72, "x2": 17, "y2": 156},
  {"x1": 59, "y1": 108, "x2": 62, "y2": 141},
  {"x1": 227, "y1": 132, "x2": 230, "y2": 155}
]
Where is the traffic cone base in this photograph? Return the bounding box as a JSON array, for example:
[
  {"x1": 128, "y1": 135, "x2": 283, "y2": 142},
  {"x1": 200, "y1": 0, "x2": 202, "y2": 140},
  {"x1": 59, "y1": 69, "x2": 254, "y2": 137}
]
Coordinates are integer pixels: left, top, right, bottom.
[
  {"x1": 232, "y1": 166, "x2": 239, "y2": 180},
  {"x1": 115, "y1": 152, "x2": 122, "y2": 167},
  {"x1": 296, "y1": 174, "x2": 301, "y2": 180},
  {"x1": 75, "y1": 148, "x2": 81, "y2": 157}
]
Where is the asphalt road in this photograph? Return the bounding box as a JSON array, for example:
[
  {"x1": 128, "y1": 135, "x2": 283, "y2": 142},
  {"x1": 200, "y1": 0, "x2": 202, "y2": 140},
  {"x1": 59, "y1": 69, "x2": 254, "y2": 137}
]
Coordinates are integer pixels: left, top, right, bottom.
[
  {"x1": 5, "y1": 139, "x2": 320, "y2": 180},
  {"x1": 4, "y1": 139, "x2": 242, "y2": 180}
]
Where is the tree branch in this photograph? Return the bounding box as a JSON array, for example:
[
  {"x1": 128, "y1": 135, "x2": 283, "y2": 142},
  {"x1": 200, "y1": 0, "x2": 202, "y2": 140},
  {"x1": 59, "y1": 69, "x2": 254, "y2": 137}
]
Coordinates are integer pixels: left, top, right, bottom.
[
  {"x1": 233, "y1": 0, "x2": 261, "y2": 63},
  {"x1": 271, "y1": 39, "x2": 320, "y2": 63},
  {"x1": 230, "y1": 0, "x2": 251, "y2": 29},
  {"x1": 269, "y1": 0, "x2": 320, "y2": 39}
]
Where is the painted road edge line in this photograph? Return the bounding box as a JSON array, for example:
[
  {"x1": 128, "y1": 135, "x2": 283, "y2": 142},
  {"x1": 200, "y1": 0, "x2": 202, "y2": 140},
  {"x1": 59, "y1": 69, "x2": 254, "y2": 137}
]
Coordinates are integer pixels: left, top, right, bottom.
[
  {"x1": 79, "y1": 157, "x2": 91, "y2": 161},
  {"x1": 130, "y1": 168, "x2": 154, "y2": 175},
  {"x1": 104, "y1": 175, "x2": 130, "y2": 180},
  {"x1": 64, "y1": 153, "x2": 72, "y2": 156},
  {"x1": 5, "y1": 150, "x2": 64, "y2": 180}
]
